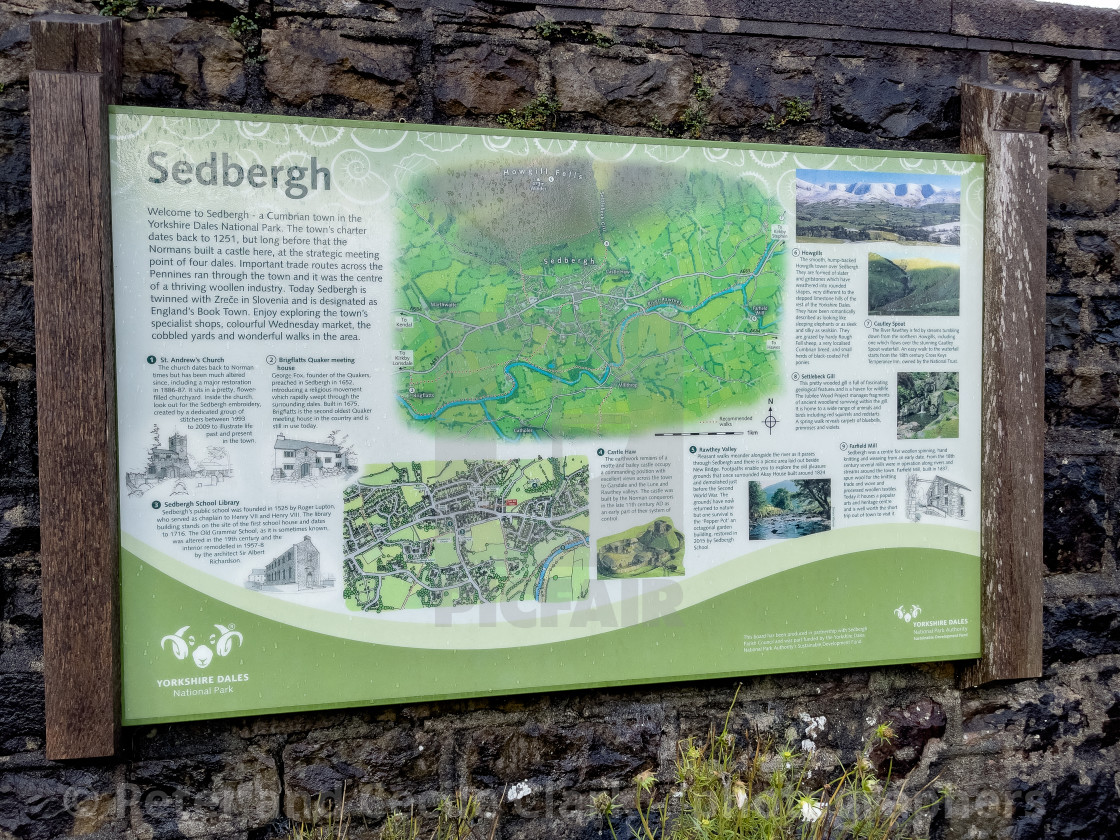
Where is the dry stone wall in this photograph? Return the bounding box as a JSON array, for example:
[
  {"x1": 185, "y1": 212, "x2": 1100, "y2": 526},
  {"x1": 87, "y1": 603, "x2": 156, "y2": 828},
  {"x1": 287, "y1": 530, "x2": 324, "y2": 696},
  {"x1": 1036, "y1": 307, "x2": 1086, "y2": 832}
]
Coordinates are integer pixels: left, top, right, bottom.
[{"x1": 1, "y1": 1, "x2": 1118, "y2": 838}]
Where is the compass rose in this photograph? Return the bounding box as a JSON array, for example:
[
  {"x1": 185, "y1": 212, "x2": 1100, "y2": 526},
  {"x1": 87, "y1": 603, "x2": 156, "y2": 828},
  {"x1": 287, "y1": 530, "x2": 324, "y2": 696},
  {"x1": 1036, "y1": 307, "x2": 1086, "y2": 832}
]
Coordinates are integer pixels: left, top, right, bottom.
[{"x1": 764, "y1": 406, "x2": 779, "y2": 434}]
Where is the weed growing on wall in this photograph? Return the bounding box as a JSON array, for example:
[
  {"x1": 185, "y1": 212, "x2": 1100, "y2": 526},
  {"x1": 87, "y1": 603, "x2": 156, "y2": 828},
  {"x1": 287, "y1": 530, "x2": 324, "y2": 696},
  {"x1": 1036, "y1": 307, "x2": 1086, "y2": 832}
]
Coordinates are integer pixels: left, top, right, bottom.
[
  {"x1": 592, "y1": 705, "x2": 942, "y2": 840},
  {"x1": 681, "y1": 73, "x2": 713, "y2": 138},
  {"x1": 228, "y1": 14, "x2": 267, "y2": 65},
  {"x1": 379, "y1": 793, "x2": 491, "y2": 840},
  {"x1": 648, "y1": 73, "x2": 713, "y2": 139},
  {"x1": 285, "y1": 787, "x2": 353, "y2": 839},
  {"x1": 533, "y1": 20, "x2": 560, "y2": 39},
  {"x1": 533, "y1": 20, "x2": 614, "y2": 47},
  {"x1": 98, "y1": 0, "x2": 138, "y2": 16},
  {"x1": 229, "y1": 14, "x2": 258, "y2": 39},
  {"x1": 97, "y1": 0, "x2": 162, "y2": 18},
  {"x1": 764, "y1": 97, "x2": 813, "y2": 131},
  {"x1": 280, "y1": 704, "x2": 940, "y2": 840},
  {"x1": 285, "y1": 790, "x2": 498, "y2": 840},
  {"x1": 496, "y1": 95, "x2": 561, "y2": 131}
]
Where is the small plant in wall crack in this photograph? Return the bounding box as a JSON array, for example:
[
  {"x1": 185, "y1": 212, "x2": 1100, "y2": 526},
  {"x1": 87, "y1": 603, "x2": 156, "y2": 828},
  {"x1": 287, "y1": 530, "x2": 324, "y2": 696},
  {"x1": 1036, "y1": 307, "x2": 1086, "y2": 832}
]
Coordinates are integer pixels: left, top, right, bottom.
[
  {"x1": 764, "y1": 96, "x2": 813, "y2": 131},
  {"x1": 533, "y1": 20, "x2": 614, "y2": 48},
  {"x1": 649, "y1": 73, "x2": 713, "y2": 139},
  {"x1": 229, "y1": 14, "x2": 267, "y2": 65},
  {"x1": 681, "y1": 73, "x2": 713, "y2": 138},
  {"x1": 229, "y1": 14, "x2": 258, "y2": 39},
  {"x1": 496, "y1": 94, "x2": 561, "y2": 131},
  {"x1": 97, "y1": 0, "x2": 162, "y2": 18},
  {"x1": 533, "y1": 20, "x2": 560, "y2": 39},
  {"x1": 98, "y1": 0, "x2": 138, "y2": 16}
]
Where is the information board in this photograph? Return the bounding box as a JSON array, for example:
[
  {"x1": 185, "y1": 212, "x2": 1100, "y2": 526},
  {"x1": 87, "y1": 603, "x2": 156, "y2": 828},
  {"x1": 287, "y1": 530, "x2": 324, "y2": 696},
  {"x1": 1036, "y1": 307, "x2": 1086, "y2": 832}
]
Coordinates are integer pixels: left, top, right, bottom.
[{"x1": 110, "y1": 107, "x2": 984, "y2": 724}]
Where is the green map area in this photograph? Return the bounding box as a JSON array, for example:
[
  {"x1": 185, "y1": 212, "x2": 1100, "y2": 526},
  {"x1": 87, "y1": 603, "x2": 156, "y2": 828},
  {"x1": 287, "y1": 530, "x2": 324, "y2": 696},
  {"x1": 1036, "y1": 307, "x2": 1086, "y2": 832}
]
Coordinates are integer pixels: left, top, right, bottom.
[
  {"x1": 394, "y1": 157, "x2": 784, "y2": 439},
  {"x1": 342, "y1": 457, "x2": 589, "y2": 610}
]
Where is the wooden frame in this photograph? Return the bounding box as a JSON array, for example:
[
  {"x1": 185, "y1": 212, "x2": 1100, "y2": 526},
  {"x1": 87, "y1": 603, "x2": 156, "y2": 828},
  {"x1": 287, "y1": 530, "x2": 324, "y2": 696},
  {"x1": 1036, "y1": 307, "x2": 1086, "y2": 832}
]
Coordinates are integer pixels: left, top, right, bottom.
[
  {"x1": 959, "y1": 82, "x2": 1047, "y2": 686},
  {"x1": 28, "y1": 17, "x2": 1045, "y2": 757},
  {"x1": 31, "y1": 14, "x2": 122, "y2": 759}
]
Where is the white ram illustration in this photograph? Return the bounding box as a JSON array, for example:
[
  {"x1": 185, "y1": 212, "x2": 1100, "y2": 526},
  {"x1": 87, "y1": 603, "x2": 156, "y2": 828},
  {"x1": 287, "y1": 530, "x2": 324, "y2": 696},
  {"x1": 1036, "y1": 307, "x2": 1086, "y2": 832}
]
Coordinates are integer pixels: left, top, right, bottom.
[
  {"x1": 160, "y1": 624, "x2": 244, "y2": 669},
  {"x1": 160, "y1": 626, "x2": 192, "y2": 660},
  {"x1": 212, "y1": 624, "x2": 243, "y2": 657},
  {"x1": 894, "y1": 605, "x2": 922, "y2": 623}
]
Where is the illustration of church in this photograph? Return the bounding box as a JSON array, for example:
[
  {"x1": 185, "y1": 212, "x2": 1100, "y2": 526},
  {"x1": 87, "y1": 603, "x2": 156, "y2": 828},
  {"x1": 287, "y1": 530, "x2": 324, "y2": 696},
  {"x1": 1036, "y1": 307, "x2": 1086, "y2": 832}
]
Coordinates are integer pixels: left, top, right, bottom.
[
  {"x1": 271, "y1": 433, "x2": 357, "y2": 481},
  {"x1": 147, "y1": 432, "x2": 191, "y2": 479},
  {"x1": 126, "y1": 431, "x2": 233, "y2": 497}
]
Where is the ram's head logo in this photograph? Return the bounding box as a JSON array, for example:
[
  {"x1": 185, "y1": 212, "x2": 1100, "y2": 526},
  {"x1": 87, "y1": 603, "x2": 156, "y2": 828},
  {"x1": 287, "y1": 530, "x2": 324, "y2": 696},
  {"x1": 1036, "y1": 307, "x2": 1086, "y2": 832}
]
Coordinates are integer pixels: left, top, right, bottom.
[
  {"x1": 161, "y1": 624, "x2": 244, "y2": 669},
  {"x1": 894, "y1": 605, "x2": 922, "y2": 623}
]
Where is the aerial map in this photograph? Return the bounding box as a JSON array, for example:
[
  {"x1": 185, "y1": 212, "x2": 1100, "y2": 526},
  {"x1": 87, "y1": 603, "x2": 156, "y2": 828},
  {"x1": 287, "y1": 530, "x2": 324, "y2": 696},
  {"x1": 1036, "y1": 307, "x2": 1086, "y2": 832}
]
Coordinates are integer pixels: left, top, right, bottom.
[
  {"x1": 342, "y1": 457, "x2": 590, "y2": 611},
  {"x1": 393, "y1": 156, "x2": 785, "y2": 439}
]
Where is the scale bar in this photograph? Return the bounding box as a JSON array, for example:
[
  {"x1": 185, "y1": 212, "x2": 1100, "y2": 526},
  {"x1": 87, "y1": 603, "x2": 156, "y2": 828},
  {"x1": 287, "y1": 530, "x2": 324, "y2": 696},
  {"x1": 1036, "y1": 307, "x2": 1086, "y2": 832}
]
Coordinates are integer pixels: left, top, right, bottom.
[{"x1": 654, "y1": 431, "x2": 744, "y2": 436}]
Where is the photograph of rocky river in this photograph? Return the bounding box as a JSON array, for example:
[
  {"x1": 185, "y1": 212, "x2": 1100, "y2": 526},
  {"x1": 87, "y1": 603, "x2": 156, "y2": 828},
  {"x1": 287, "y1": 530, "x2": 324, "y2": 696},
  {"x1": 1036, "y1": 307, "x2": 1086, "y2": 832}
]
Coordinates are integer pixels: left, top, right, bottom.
[{"x1": 748, "y1": 479, "x2": 833, "y2": 540}]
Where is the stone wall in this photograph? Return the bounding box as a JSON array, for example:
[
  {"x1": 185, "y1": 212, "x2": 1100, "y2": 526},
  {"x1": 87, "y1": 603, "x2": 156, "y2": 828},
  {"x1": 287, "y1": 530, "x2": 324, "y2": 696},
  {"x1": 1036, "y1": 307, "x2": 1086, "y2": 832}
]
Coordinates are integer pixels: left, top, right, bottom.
[{"x1": 1, "y1": 1, "x2": 1118, "y2": 838}]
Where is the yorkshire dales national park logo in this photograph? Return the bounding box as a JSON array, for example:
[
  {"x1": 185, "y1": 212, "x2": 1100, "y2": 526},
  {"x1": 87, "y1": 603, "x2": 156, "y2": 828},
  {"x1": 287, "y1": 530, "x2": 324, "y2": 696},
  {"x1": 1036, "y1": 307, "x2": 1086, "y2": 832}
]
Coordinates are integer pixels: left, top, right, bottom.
[
  {"x1": 894, "y1": 604, "x2": 922, "y2": 623},
  {"x1": 161, "y1": 623, "x2": 243, "y2": 669}
]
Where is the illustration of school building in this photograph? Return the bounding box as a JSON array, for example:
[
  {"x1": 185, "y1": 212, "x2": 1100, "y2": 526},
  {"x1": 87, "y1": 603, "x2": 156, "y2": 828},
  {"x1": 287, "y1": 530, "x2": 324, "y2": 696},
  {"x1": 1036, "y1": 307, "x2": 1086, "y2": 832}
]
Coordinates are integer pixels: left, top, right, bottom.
[
  {"x1": 271, "y1": 433, "x2": 355, "y2": 481},
  {"x1": 264, "y1": 536, "x2": 322, "y2": 590}
]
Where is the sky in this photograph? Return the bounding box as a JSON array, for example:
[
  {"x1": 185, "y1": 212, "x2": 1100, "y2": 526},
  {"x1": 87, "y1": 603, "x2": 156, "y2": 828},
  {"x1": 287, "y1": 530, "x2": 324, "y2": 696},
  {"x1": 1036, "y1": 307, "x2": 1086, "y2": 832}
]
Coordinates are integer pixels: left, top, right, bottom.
[{"x1": 796, "y1": 169, "x2": 962, "y2": 190}]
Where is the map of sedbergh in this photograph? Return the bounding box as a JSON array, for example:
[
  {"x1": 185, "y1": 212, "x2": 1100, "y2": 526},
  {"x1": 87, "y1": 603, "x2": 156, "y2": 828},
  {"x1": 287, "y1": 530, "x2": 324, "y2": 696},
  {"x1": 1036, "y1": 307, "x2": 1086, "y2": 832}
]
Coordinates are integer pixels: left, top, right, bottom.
[
  {"x1": 342, "y1": 457, "x2": 590, "y2": 611},
  {"x1": 392, "y1": 157, "x2": 785, "y2": 439}
]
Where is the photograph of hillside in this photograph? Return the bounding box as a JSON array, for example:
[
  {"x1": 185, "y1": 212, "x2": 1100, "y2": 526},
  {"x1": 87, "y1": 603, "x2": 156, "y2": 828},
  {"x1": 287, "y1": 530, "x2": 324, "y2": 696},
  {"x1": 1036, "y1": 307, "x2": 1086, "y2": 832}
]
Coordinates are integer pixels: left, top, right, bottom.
[
  {"x1": 597, "y1": 517, "x2": 685, "y2": 579},
  {"x1": 868, "y1": 252, "x2": 960, "y2": 316},
  {"x1": 897, "y1": 371, "x2": 959, "y2": 439},
  {"x1": 796, "y1": 169, "x2": 961, "y2": 245}
]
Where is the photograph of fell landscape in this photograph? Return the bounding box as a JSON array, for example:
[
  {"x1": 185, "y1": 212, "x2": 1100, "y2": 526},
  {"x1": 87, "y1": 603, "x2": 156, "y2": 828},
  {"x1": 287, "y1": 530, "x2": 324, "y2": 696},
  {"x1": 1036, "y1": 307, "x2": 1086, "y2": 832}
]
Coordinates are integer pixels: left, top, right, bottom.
[
  {"x1": 868, "y1": 251, "x2": 960, "y2": 316},
  {"x1": 796, "y1": 169, "x2": 961, "y2": 245}
]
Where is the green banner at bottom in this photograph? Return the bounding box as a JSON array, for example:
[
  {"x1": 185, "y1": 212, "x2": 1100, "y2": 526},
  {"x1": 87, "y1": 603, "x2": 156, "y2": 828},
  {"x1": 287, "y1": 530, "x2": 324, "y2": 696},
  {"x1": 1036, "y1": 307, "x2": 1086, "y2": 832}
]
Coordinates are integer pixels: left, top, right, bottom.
[{"x1": 122, "y1": 541, "x2": 979, "y2": 725}]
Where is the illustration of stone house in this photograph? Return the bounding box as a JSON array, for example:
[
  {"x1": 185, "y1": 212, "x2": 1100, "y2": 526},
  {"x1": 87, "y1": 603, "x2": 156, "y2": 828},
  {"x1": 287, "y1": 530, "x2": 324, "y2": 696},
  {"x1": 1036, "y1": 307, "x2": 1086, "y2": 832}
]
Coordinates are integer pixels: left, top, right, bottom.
[
  {"x1": 264, "y1": 536, "x2": 321, "y2": 590},
  {"x1": 923, "y1": 476, "x2": 968, "y2": 518},
  {"x1": 245, "y1": 568, "x2": 266, "y2": 589},
  {"x1": 272, "y1": 433, "x2": 355, "y2": 481}
]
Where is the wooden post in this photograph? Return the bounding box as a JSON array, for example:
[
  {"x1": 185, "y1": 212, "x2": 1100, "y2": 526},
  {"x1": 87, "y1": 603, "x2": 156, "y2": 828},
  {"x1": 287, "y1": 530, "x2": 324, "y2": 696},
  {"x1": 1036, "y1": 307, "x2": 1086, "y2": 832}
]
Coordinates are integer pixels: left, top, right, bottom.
[
  {"x1": 30, "y1": 14, "x2": 122, "y2": 759},
  {"x1": 959, "y1": 82, "x2": 1047, "y2": 686}
]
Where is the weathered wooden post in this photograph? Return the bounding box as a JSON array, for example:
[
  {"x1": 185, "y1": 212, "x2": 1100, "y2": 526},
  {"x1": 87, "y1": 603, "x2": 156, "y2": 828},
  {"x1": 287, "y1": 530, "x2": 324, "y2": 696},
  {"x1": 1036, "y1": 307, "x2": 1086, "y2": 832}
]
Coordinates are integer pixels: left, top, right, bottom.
[
  {"x1": 30, "y1": 14, "x2": 123, "y2": 758},
  {"x1": 960, "y1": 82, "x2": 1047, "y2": 685}
]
